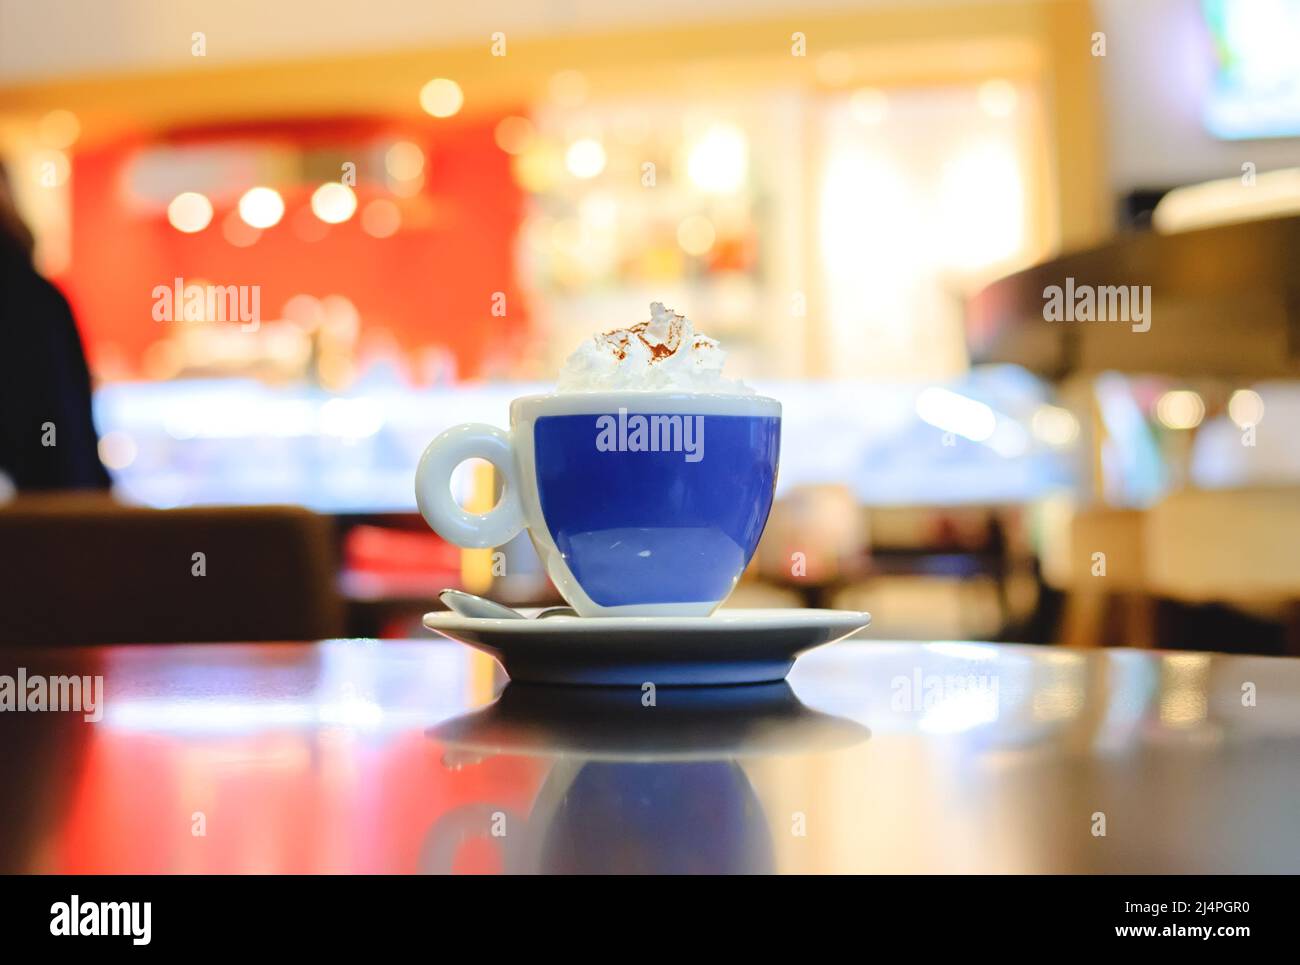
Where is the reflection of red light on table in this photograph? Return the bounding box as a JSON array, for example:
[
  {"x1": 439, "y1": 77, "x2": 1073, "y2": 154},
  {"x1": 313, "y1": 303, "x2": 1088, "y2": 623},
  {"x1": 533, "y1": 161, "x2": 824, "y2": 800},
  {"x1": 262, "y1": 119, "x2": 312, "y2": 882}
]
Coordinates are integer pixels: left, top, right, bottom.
[
  {"x1": 55, "y1": 727, "x2": 545, "y2": 874},
  {"x1": 32, "y1": 641, "x2": 546, "y2": 874}
]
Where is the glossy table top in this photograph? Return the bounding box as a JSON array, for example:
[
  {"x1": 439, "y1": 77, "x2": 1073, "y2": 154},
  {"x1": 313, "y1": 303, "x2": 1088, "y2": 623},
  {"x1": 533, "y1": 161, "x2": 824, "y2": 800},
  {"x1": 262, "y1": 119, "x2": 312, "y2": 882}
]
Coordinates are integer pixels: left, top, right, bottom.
[{"x1": 2, "y1": 638, "x2": 1297, "y2": 873}]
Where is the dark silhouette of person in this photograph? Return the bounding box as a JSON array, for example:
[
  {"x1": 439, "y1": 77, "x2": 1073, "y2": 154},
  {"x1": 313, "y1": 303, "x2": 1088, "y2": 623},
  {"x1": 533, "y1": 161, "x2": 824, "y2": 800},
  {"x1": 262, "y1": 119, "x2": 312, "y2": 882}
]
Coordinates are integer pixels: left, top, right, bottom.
[{"x1": 0, "y1": 160, "x2": 111, "y2": 490}]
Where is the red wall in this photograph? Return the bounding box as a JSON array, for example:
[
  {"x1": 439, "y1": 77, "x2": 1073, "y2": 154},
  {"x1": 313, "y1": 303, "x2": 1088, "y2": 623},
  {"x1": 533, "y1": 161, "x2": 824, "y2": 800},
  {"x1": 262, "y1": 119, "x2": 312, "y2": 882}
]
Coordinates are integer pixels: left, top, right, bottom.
[{"x1": 62, "y1": 116, "x2": 529, "y2": 381}]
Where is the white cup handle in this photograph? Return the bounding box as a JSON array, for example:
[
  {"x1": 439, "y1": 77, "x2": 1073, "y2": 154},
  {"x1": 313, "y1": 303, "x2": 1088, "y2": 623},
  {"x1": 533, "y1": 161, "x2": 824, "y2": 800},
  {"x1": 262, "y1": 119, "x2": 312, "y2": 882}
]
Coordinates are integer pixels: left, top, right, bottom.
[{"x1": 415, "y1": 423, "x2": 526, "y2": 549}]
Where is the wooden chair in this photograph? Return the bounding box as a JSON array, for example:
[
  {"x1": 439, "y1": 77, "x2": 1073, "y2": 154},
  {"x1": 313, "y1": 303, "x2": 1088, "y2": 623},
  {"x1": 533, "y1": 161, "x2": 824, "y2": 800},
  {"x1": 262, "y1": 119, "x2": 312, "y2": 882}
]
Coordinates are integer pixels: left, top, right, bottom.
[{"x1": 0, "y1": 493, "x2": 344, "y2": 644}]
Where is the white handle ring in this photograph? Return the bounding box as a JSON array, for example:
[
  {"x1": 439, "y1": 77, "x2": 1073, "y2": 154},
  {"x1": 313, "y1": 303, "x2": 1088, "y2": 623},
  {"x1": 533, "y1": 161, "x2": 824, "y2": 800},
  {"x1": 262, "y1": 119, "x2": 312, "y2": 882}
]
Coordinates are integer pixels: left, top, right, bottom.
[{"x1": 414, "y1": 423, "x2": 525, "y2": 549}]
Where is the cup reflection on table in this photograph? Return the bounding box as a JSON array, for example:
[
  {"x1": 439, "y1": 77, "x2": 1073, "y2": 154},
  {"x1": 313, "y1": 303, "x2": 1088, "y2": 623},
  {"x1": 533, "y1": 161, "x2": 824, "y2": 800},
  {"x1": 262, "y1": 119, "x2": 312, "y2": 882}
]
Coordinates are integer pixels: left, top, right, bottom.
[{"x1": 421, "y1": 682, "x2": 868, "y2": 874}]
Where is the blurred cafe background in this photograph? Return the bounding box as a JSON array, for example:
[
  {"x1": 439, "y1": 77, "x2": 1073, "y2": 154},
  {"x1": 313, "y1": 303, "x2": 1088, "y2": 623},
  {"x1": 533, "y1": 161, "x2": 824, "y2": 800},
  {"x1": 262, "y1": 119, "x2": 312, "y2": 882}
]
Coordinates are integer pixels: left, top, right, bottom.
[{"x1": 2, "y1": 0, "x2": 1299, "y2": 653}]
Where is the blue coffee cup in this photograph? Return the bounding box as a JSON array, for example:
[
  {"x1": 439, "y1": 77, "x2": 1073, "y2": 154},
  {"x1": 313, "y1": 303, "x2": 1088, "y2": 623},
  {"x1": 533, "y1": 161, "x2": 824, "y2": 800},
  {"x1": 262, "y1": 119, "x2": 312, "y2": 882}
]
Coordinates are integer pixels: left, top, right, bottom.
[{"x1": 415, "y1": 391, "x2": 781, "y2": 616}]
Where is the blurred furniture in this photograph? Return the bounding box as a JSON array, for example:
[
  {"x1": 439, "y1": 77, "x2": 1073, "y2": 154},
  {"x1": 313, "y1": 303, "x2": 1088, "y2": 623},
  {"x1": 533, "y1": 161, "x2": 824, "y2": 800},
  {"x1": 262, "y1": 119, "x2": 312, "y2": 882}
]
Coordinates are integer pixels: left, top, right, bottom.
[
  {"x1": 338, "y1": 515, "x2": 460, "y2": 637},
  {"x1": 753, "y1": 497, "x2": 1039, "y2": 641},
  {"x1": 1146, "y1": 487, "x2": 1300, "y2": 656},
  {"x1": 1058, "y1": 507, "x2": 1152, "y2": 649},
  {"x1": 753, "y1": 484, "x2": 868, "y2": 608},
  {"x1": 1046, "y1": 493, "x2": 1300, "y2": 654},
  {"x1": 0, "y1": 494, "x2": 343, "y2": 644},
  {"x1": 970, "y1": 214, "x2": 1300, "y2": 652},
  {"x1": 967, "y1": 215, "x2": 1300, "y2": 381},
  {"x1": 841, "y1": 506, "x2": 1026, "y2": 640}
]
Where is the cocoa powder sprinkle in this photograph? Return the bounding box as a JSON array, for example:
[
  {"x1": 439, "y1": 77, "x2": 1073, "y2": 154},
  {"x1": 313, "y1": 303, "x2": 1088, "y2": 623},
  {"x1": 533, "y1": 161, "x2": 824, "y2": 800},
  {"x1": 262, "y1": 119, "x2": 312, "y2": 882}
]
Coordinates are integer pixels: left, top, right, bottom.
[{"x1": 600, "y1": 311, "x2": 687, "y2": 364}]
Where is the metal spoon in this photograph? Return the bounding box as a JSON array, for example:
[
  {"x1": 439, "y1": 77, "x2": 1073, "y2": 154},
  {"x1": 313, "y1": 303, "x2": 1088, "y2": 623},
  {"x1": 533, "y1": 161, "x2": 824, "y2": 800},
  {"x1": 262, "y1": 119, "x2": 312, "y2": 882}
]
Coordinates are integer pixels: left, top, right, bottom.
[{"x1": 439, "y1": 589, "x2": 577, "y2": 620}]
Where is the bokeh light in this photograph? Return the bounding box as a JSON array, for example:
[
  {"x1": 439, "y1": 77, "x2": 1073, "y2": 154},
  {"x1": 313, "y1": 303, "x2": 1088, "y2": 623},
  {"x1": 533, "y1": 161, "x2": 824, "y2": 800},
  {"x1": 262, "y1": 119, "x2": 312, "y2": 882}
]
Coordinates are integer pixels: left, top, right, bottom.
[
  {"x1": 167, "y1": 192, "x2": 214, "y2": 233},
  {"x1": 1031, "y1": 404, "x2": 1080, "y2": 447},
  {"x1": 1156, "y1": 390, "x2": 1206, "y2": 430},
  {"x1": 281, "y1": 294, "x2": 326, "y2": 330},
  {"x1": 97, "y1": 431, "x2": 137, "y2": 470},
  {"x1": 512, "y1": 140, "x2": 562, "y2": 192},
  {"x1": 565, "y1": 138, "x2": 606, "y2": 179},
  {"x1": 361, "y1": 199, "x2": 402, "y2": 238},
  {"x1": 385, "y1": 141, "x2": 425, "y2": 181},
  {"x1": 419, "y1": 78, "x2": 464, "y2": 118},
  {"x1": 687, "y1": 124, "x2": 748, "y2": 193},
  {"x1": 494, "y1": 116, "x2": 536, "y2": 155},
  {"x1": 237, "y1": 187, "x2": 285, "y2": 229},
  {"x1": 310, "y1": 182, "x2": 357, "y2": 224},
  {"x1": 223, "y1": 209, "x2": 263, "y2": 247},
  {"x1": 1228, "y1": 389, "x2": 1265, "y2": 428}
]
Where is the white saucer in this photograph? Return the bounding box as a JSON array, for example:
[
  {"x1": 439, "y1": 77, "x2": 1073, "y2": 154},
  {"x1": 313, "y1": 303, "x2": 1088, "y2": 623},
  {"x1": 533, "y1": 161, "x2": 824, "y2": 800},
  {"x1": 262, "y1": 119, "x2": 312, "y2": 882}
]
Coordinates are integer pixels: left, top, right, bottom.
[{"x1": 421, "y1": 607, "x2": 871, "y2": 686}]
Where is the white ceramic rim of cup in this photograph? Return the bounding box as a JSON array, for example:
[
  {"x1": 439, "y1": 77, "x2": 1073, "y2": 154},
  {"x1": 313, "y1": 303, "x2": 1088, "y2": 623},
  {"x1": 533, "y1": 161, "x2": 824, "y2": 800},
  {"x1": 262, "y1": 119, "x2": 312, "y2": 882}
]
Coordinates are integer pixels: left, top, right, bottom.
[{"x1": 511, "y1": 390, "x2": 781, "y2": 420}]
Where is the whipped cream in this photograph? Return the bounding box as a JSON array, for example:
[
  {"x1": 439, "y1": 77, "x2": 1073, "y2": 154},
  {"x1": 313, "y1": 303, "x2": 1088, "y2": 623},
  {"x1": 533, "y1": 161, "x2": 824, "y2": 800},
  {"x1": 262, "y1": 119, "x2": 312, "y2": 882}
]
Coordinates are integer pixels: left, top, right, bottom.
[{"x1": 557, "y1": 302, "x2": 751, "y2": 393}]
